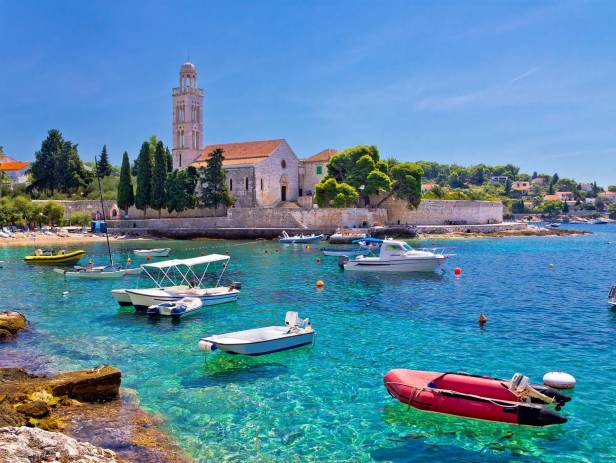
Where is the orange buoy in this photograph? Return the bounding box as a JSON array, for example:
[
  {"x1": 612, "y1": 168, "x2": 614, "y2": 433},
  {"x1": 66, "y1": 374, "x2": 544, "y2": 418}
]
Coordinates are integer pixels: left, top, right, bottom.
[
  {"x1": 479, "y1": 313, "x2": 487, "y2": 326},
  {"x1": 146, "y1": 256, "x2": 151, "y2": 261},
  {"x1": 316, "y1": 258, "x2": 321, "y2": 264},
  {"x1": 454, "y1": 267, "x2": 462, "y2": 276},
  {"x1": 316, "y1": 280, "x2": 324, "y2": 288}
]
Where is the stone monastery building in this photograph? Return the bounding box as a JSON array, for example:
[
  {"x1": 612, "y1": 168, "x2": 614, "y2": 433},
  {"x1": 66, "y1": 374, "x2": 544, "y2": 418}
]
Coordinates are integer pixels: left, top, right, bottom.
[{"x1": 171, "y1": 61, "x2": 333, "y2": 207}]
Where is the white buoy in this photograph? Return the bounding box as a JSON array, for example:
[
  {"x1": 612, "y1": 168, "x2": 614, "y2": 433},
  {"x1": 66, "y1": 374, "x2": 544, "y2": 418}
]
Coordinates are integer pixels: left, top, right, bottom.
[{"x1": 543, "y1": 371, "x2": 576, "y2": 389}]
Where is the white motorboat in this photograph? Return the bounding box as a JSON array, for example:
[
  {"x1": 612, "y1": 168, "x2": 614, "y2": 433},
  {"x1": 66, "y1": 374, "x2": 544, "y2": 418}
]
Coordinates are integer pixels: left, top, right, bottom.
[
  {"x1": 112, "y1": 289, "x2": 132, "y2": 306},
  {"x1": 341, "y1": 238, "x2": 451, "y2": 272},
  {"x1": 147, "y1": 296, "x2": 203, "y2": 317},
  {"x1": 198, "y1": 311, "x2": 315, "y2": 356},
  {"x1": 133, "y1": 248, "x2": 171, "y2": 257},
  {"x1": 278, "y1": 230, "x2": 323, "y2": 244},
  {"x1": 120, "y1": 254, "x2": 240, "y2": 311}
]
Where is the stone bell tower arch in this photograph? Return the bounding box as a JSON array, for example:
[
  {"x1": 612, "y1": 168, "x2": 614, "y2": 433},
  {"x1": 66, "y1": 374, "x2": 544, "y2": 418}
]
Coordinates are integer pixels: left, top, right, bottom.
[{"x1": 172, "y1": 62, "x2": 203, "y2": 170}]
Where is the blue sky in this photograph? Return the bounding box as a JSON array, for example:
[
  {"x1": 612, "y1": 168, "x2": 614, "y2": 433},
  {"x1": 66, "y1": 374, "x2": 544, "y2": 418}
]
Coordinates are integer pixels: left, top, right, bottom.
[{"x1": 1, "y1": 0, "x2": 615, "y2": 184}]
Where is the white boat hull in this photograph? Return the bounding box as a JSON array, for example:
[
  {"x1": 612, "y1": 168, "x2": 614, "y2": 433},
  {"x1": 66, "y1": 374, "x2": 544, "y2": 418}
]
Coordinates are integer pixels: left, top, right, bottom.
[
  {"x1": 133, "y1": 248, "x2": 171, "y2": 257},
  {"x1": 126, "y1": 287, "x2": 240, "y2": 311},
  {"x1": 344, "y1": 256, "x2": 446, "y2": 272},
  {"x1": 56, "y1": 267, "x2": 142, "y2": 279},
  {"x1": 322, "y1": 248, "x2": 370, "y2": 257},
  {"x1": 112, "y1": 289, "x2": 132, "y2": 306},
  {"x1": 200, "y1": 327, "x2": 314, "y2": 356}
]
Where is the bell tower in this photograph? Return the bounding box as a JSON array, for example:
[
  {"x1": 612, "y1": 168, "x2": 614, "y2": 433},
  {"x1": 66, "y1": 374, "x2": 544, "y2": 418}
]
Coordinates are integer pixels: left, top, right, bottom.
[{"x1": 172, "y1": 62, "x2": 203, "y2": 169}]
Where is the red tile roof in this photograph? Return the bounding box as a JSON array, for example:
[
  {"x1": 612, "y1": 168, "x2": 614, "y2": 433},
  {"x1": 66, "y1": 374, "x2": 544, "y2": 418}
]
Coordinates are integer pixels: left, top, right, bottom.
[
  {"x1": 0, "y1": 154, "x2": 18, "y2": 164},
  {"x1": 0, "y1": 161, "x2": 29, "y2": 171},
  {"x1": 192, "y1": 139, "x2": 284, "y2": 167},
  {"x1": 303, "y1": 148, "x2": 337, "y2": 163}
]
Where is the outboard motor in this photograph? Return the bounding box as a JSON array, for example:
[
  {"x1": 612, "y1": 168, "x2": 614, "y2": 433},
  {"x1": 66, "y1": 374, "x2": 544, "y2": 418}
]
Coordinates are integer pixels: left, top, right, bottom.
[
  {"x1": 230, "y1": 281, "x2": 242, "y2": 290},
  {"x1": 338, "y1": 255, "x2": 349, "y2": 269}
]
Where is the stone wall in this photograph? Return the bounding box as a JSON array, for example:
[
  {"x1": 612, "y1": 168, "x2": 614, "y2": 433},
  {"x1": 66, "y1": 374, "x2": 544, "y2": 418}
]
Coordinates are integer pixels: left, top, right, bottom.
[
  {"x1": 226, "y1": 166, "x2": 256, "y2": 208},
  {"x1": 382, "y1": 198, "x2": 503, "y2": 225},
  {"x1": 32, "y1": 200, "x2": 120, "y2": 220}
]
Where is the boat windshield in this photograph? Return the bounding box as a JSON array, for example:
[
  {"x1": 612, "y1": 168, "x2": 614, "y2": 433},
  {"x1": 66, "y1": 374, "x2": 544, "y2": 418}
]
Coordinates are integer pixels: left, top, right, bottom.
[{"x1": 401, "y1": 243, "x2": 413, "y2": 251}]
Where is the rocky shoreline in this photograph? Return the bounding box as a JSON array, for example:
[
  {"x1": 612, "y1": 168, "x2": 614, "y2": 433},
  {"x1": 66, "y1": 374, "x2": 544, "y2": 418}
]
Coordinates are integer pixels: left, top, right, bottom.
[
  {"x1": 418, "y1": 227, "x2": 590, "y2": 240},
  {"x1": 0, "y1": 312, "x2": 191, "y2": 463}
]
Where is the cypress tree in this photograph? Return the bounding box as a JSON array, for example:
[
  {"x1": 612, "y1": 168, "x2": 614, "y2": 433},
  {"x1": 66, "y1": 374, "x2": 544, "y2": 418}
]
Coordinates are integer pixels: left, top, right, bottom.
[
  {"x1": 97, "y1": 145, "x2": 113, "y2": 177},
  {"x1": 199, "y1": 149, "x2": 234, "y2": 208},
  {"x1": 165, "y1": 147, "x2": 173, "y2": 172},
  {"x1": 150, "y1": 141, "x2": 168, "y2": 218},
  {"x1": 135, "y1": 141, "x2": 152, "y2": 217},
  {"x1": 117, "y1": 151, "x2": 135, "y2": 215},
  {"x1": 30, "y1": 129, "x2": 64, "y2": 195}
]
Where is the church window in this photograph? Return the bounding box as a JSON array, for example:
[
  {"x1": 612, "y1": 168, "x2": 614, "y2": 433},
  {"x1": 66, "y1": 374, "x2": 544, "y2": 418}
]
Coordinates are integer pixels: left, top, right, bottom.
[
  {"x1": 230, "y1": 178, "x2": 233, "y2": 191},
  {"x1": 316, "y1": 166, "x2": 322, "y2": 175},
  {"x1": 281, "y1": 160, "x2": 286, "y2": 169},
  {"x1": 245, "y1": 177, "x2": 249, "y2": 190}
]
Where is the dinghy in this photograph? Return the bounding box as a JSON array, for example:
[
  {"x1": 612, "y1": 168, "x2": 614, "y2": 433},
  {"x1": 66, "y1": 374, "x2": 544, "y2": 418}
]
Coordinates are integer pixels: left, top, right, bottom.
[
  {"x1": 133, "y1": 248, "x2": 171, "y2": 257},
  {"x1": 321, "y1": 247, "x2": 371, "y2": 257},
  {"x1": 147, "y1": 297, "x2": 203, "y2": 317},
  {"x1": 24, "y1": 249, "x2": 85, "y2": 265},
  {"x1": 384, "y1": 369, "x2": 570, "y2": 426},
  {"x1": 198, "y1": 311, "x2": 315, "y2": 356},
  {"x1": 278, "y1": 231, "x2": 323, "y2": 244},
  {"x1": 54, "y1": 266, "x2": 142, "y2": 279}
]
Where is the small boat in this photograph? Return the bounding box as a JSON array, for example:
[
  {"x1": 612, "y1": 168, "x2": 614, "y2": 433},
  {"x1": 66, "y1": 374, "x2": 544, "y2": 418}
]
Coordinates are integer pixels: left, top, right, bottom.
[
  {"x1": 53, "y1": 265, "x2": 142, "y2": 279},
  {"x1": 147, "y1": 297, "x2": 203, "y2": 317},
  {"x1": 384, "y1": 369, "x2": 570, "y2": 426},
  {"x1": 321, "y1": 247, "x2": 371, "y2": 257},
  {"x1": 24, "y1": 249, "x2": 85, "y2": 265},
  {"x1": 352, "y1": 237, "x2": 383, "y2": 249},
  {"x1": 119, "y1": 254, "x2": 240, "y2": 311},
  {"x1": 609, "y1": 282, "x2": 616, "y2": 306},
  {"x1": 112, "y1": 289, "x2": 133, "y2": 306},
  {"x1": 341, "y1": 239, "x2": 450, "y2": 272},
  {"x1": 591, "y1": 218, "x2": 608, "y2": 225},
  {"x1": 198, "y1": 311, "x2": 315, "y2": 356},
  {"x1": 548, "y1": 223, "x2": 560, "y2": 228},
  {"x1": 133, "y1": 248, "x2": 171, "y2": 257},
  {"x1": 278, "y1": 231, "x2": 323, "y2": 244}
]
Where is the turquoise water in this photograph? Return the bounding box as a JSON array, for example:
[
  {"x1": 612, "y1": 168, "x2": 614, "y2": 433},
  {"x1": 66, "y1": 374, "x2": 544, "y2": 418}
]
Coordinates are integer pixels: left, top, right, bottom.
[{"x1": 1, "y1": 227, "x2": 616, "y2": 462}]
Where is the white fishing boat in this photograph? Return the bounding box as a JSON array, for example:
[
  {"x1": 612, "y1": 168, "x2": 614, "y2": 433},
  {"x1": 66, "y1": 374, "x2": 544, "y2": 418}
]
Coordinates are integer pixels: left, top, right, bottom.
[
  {"x1": 147, "y1": 297, "x2": 203, "y2": 317},
  {"x1": 198, "y1": 311, "x2": 315, "y2": 356},
  {"x1": 133, "y1": 248, "x2": 171, "y2": 257},
  {"x1": 278, "y1": 230, "x2": 323, "y2": 244},
  {"x1": 341, "y1": 238, "x2": 451, "y2": 272},
  {"x1": 120, "y1": 254, "x2": 240, "y2": 311},
  {"x1": 591, "y1": 218, "x2": 608, "y2": 225},
  {"x1": 54, "y1": 265, "x2": 143, "y2": 279}
]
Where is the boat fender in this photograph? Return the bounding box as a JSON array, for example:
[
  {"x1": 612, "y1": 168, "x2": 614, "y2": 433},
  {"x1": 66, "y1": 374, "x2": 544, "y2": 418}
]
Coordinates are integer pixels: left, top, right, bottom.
[
  {"x1": 543, "y1": 372, "x2": 576, "y2": 390},
  {"x1": 198, "y1": 340, "x2": 217, "y2": 352}
]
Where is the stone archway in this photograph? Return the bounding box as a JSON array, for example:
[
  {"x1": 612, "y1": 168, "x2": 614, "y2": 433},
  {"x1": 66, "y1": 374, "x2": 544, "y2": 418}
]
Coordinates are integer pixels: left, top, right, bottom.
[{"x1": 280, "y1": 175, "x2": 289, "y2": 202}]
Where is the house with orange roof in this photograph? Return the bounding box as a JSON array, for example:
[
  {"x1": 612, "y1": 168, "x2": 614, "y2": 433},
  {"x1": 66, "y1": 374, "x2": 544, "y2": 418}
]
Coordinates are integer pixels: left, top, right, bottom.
[
  {"x1": 192, "y1": 139, "x2": 300, "y2": 207},
  {"x1": 300, "y1": 148, "x2": 337, "y2": 197},
  {"x1": 0, "y1": 154, "x2": 30, "y2": 185}
]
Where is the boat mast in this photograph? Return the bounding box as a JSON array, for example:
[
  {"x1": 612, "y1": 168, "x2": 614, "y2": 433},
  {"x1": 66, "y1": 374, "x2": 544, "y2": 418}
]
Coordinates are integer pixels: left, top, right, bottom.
[{"x1": 94, "y1": 155, "x2": 114, "y2": 267}]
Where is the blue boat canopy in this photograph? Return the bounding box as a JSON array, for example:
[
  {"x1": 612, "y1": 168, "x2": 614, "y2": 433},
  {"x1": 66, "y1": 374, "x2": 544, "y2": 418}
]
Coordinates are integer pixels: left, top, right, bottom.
[{"x1": 352, "y1": 237, "x2": 383, "y2": 244}]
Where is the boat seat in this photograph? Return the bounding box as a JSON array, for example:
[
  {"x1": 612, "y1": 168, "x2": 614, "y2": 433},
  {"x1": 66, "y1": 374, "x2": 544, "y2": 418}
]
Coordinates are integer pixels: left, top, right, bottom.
[{"x1": 285, "y1": 311, "x2": 299, "y2": 327}]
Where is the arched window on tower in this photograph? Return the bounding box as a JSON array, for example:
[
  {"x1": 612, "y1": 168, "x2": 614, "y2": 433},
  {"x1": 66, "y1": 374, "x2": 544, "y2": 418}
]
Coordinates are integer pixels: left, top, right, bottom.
[
  {"x1": 245, "y1": 177, "x2": 249, "y2": 191},
  {"x1": 260, "y1": 178, "x2": 264, "y2": 191}
]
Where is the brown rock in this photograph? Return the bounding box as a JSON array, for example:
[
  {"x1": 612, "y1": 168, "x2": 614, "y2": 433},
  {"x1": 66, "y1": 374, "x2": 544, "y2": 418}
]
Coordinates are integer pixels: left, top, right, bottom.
[
  {"x1": 0, "y1": 403, "x2": 27, "y2": 428},
  {"x1": 16, "y1": 401, "x2": 49, "y2": 418},
  {"x1": 49, "y1": 365, "x2": 121, "y2": 402},
  {"x1": 0, "y1": 311, "x2": 26, "y2": 336}
]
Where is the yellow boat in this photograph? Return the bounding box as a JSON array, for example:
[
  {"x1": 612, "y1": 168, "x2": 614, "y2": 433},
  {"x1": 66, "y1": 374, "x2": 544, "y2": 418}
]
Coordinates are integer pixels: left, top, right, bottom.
[{"x1": 24, "y1": 249, "x2": 86, "y2": 265}]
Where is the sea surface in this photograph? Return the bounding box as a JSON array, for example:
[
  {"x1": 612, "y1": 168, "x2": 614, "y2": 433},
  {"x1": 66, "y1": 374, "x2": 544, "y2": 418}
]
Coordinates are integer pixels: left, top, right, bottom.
[{"x1": 1, "y1": 226, "x2": 616, "y2": 462}]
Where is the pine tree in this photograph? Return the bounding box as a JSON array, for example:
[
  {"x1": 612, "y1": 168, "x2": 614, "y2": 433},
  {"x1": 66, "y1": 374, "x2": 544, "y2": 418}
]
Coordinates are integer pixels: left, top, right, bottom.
[
  {"x1": 97, "y1": 145, "x2": 112, "y2": 177},
  {"x1": 504, "y1": 178, "x2": 512, "y2": 196},
  {"x1": 30, "y1": 129, "x2": 64, "y2": 195},
  {"x1": 150, "y1": 141, "x2": 168, "y2": 218},
  {"x1": 117, "y1": 151, "x2": 134, "y2": 215},
  {"x1": 199, "y1": 149, "x2": 234, "y2": 208},
  {"x1": 135, "y1": 141, "x2": 152, "y2": 217}
]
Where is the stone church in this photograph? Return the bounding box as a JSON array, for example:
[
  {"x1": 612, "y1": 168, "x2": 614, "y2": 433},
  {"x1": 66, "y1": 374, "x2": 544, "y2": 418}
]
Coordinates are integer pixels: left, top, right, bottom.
[{"x1": 171, "y1": 62, "x2": 334, "y2": 207}]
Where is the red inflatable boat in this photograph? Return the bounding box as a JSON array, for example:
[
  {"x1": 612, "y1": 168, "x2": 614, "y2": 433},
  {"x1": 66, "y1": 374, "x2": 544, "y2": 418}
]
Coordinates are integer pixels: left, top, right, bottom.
[{"x1": 384, "y1": 369, "x2": 570, "y2": 426}]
